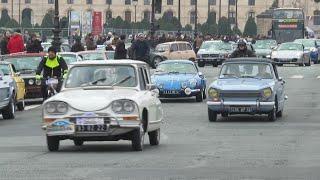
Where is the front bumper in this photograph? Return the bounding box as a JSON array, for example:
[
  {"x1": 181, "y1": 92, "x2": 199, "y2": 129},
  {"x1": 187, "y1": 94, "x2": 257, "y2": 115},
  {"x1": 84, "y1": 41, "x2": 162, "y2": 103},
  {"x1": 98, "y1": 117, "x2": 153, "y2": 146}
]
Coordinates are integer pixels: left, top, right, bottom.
[
  {"x1": 159, "y1": 88, "x2": 201, "y2": 98},
  {"x1": 197, "y1": 58, "x2": 225, "y2": 64},
  {"x1": 207, "y1": 100, "x2": 275, "y2": 114},
  {"x1": 272, "y1": 58, "x2": 302, "y2": 64}
]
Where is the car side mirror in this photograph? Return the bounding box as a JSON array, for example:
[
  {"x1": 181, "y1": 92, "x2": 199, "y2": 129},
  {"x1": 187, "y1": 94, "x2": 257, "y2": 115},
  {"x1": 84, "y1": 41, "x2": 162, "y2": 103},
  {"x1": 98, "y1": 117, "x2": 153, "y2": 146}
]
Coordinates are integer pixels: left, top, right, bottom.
[
  {"x1": 279, "y1": 77, "x2": 285, "y2": 84},
  {"x1": 15, "y1": 72, "x2": 21, "y2": 76},
  {"x1": 198, "y1": 72, "x2": 204, "y2": 78}
]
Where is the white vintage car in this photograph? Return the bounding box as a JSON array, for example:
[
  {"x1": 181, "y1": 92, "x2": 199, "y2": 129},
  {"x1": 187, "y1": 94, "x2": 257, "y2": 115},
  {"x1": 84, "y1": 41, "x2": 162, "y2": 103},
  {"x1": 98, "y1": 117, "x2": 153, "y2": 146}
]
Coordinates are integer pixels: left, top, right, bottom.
[{"x1": 42, "y1": 60, "x2": 163, "y2": 151}]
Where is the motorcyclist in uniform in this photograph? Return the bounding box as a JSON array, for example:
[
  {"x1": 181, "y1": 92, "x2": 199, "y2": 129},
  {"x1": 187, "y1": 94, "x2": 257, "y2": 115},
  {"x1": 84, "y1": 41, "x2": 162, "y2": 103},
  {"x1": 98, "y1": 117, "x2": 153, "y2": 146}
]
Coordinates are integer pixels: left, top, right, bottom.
[
  {"x1": 36, "y1": 46, "x2": 68, "y2": 100},
  {"x1": 230, "y1": 39, "x2": 256, "y2": 58}
]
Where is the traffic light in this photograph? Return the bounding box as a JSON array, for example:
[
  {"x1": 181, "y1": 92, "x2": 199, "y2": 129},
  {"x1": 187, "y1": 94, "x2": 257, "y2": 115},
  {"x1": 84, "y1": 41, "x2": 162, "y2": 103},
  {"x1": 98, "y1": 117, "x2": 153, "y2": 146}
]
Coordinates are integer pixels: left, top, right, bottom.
[{"x1": 155, "y1": 0, "x2": 162, "y2": 14}]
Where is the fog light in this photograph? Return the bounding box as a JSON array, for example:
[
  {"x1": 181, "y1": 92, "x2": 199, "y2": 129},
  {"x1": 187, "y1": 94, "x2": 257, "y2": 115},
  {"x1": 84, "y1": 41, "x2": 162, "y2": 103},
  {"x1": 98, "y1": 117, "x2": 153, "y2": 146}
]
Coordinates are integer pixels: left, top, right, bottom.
[{"x1": 184, "y1": 88, "x2": 192, "y2": 95}]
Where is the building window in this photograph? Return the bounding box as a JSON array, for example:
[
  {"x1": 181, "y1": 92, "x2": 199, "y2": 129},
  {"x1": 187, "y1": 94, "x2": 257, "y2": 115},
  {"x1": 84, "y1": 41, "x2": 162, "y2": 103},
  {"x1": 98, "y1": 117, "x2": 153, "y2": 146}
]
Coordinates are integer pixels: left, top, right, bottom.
[
  {"x1": 125, "y1": 0, "x2": 131, "y2": 5},
  {"x1": 106, "y1": 0, "x2": 112, "y2": 4},
  {"x1": 164, "y1": 10, "x2": 173, "y2": 20},
  {"x1": 86, "y1": 0, "x2": 92, "y2": 4},
  {"x1": 67, "y1": 0, "x2": 74, "y2": 4},
  {"x1": 144, "y1": 0, "x2": 150, "y2": 5},
  {"x1": 106, "y1": 10, "x2": 112, "y2": 20},
  {"x1": 209, "y1": 0, "x2": 216, "y2": 5},
  {"x1": 314, "y1": 10, "x2": 320, "y2": 25},
  {"x1": 190, "y1": 11, "x2": 196, "y2": 24},
  {"x1": 25, "y1": 0, "x2": 31, "y2": 3},
  {"x1": 229, "y1": 11, "x2": 236, "y2": 24},
  {"x1": 48, "y1": 0, "x2": 54, "y2": 4},
  {"x1": 167, "y1": 0, "x2": 173, "y2": 5},
  {"x1": 248, "y1": 11, "x2": 255, "y2": 19},
  {"x1": 125, "y1": 10, "x2": 131, "y2": 22},
  {"x1": 190, "y1": 0, "x2": 195, "y2": 5},
  {"x1": 1, "y1": 0, "x2": 8, "y2": 3},
  {"x1": 248, "y1": 0, "x2": 255, "y2": 6},
  {"x1": 229, "y1": 0, "x2": 235, "y2": 6},
  {"x1": 143, "y1": 11, "x2": 150, "y2": 22}
]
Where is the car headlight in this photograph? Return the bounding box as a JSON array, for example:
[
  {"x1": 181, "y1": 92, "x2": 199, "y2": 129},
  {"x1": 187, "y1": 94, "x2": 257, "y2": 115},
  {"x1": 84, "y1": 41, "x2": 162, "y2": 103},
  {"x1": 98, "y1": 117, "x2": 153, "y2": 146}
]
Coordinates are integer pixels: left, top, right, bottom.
[
  {"x1": 181, "y1": 82, "x2": 187, "y2": 89},
  {"x1": 36, "y1": 79, "x2": 42, "y2": 85},
  {"x1": 111, "y1": 100, "x2": 136, "y2": 114},
  {"x1": 208, "y1": 88, "x2": 219, "y2": 99},
  {"x1": 262, "y1": 88, "x2": 272, "y2": 99},
  {"x1": 189, "y1": 79, "x2": 197, "y2": 88},
  {"x1": 28, "y1": 79, "x2": 34, "y2": 85},
  {"x1": 45, "y1": 101, "x2": 68, "y2": 114},
  {"x1": 266, "y1": 55, "x2": 271, "y2": 59},
  {"x1": 311, "y1": 47, "x2": 317, "y2": 52}
]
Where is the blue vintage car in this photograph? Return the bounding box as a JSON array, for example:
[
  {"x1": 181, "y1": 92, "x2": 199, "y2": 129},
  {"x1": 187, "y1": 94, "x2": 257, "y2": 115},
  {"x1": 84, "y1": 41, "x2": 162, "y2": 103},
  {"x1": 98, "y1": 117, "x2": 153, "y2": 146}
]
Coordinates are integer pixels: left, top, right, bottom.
[
  {"x1": 151, "y1": 60, "x2": 206, "y2": 102},
  {"x1": 207, "y1": 58, "x2": 287, "y2": 122}
]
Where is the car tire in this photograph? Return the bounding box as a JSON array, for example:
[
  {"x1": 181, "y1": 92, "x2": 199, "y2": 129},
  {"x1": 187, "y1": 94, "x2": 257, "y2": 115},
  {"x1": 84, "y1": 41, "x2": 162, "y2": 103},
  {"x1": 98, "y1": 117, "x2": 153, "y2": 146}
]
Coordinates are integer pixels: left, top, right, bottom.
[
  {"x1": 208, "y1": 108, "x2": 217, "y2": 122},
  {"x1": 74, "y1": 140, "x2": 84, "y2": 146},
  {"x1": 17, "y1": 100, "x2": 25, "y2": 111},
  {"x1": 196, "y1": 90, "x2": 203, "y2": 102},
  {"x1": 152, "y1": 57, "x2": 162, "y2": 69},
  {"x1": 47, "y1": 136, "x2": 60, "y2": 152},
  {"x1": 2, "y1": 96, "x2": 15, "y2": 120},
  {"x1": 148, "y1": 129, "x2": 160, "y2": 146},
  {"x1": 131, "y1": 125, "x2": 144, "y2": 151},
  {"x1": 268, "y1": 106, "x2": 277, "y2": 122},
  {"x1": 198, "y1": 61, "x2": 205, "y2": 67}
]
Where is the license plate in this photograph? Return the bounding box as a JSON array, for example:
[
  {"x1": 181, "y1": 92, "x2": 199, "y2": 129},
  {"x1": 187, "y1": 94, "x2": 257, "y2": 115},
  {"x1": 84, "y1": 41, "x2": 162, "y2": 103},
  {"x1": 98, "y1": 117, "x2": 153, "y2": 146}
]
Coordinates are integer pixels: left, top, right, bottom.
[
  {"x1": 229, "y1": 106, "x2": 252, "y2": 113},
  {"x1": 76, "y1": 118, "x2": 104, "y2": 125},
  {"x1": 76, "y1": 125, "x2": 109, "y2": 132},
  {"x1": 46, "y1": 78, "x2": 59, "y2": 85},
  {"x1": 163, "y1": 90, "x2": 179, "y2": 94}
]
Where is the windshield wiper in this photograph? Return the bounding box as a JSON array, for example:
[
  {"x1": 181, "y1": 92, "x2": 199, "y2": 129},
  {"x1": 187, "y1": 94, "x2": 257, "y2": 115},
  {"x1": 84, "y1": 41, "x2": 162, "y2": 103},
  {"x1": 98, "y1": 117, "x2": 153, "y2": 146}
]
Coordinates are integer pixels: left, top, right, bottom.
[
  {"x1": 240, "y1": 75, "x2": 261, "y2": 80},
  {"x1": 90, "y1": 78, "x2": 107, "y2": 85},
  {"x1": 168, "y1": 71, "x2": 179, "y2": 74},
  {"x1": 112, "y1": 76, "x2": 132, "y2": 87},
  {"x1": 222, "y1": 73, "x2": 239, "y2": 78}
]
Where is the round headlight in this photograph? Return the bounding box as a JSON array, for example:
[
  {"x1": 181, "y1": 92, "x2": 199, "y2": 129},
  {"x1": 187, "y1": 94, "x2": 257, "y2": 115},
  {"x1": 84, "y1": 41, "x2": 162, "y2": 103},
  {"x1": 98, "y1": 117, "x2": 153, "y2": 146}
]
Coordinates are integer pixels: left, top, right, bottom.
[
  {"x1": 112, "y1": 101, "x2": 123, "y2": 113},
  {"x1": 56, "y1": 102, "x2": 68, "y2": 113},
  {"x1": 28, "y1": 79, "x2": 34, "y2": 85},
  {"x1": 123, "y1": 101, "x2": 135, "y2": 113},
  {"x1": 181, "y1": 82, "x2": 187, "y2": 89},
  {"x1": 45, "y1": 103, "x2": 56, "y2": 113},
  {"x1": 36, "y1": 79, "x2": 42, "y2": 86},
  {"x1": 262, "y1": 88, "x2": 272, "y2": 98},
  {"x1": 208, "y1": 88, "x2": 219, "y2": 98},
  {"x1": 189, "y1": 79, "x2": 197, "y2": 88},
  {"x1": 158, "y1": 83, "x2": 164, "y2": 89}
]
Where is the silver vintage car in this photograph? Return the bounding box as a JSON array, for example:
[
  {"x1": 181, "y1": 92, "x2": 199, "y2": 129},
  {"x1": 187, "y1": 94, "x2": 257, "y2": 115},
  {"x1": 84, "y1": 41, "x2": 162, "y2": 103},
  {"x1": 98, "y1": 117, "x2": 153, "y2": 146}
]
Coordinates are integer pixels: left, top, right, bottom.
[
  {"x1": 207, "y1": 58, "x2": 287, "y2": 122},
  {"x1": 271, "y1": 42, "x2": 310, "y2": 66}
]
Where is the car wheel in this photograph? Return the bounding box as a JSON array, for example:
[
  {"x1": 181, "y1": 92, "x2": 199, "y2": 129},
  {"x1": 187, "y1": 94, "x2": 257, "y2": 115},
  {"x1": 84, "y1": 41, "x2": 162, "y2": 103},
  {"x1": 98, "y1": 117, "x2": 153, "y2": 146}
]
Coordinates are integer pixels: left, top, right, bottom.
[
  {"x1": 152, "y1": 57, "x2": 162, "y2": 69},
  {"x1": 196, "y1": 90, "x2": 203, "y2": 102},
  {"x1": 74, "y1": 140, "x2": 84, "y2": 146},
  {"x1": 2, "y1": 96, "x2": 15, "y2": 120},
  {"x1": 47, "y1": 136, "x2": 60, "y2": 152},
  {"x1": 148, "y1": 129, "x2": 160, "y2": 146},
  {"x1": 17, "y1": 100, "x2": 25, "y2": 111},
  {"x1": 198, "y1": 61, "x2": 205, "y2": 67},
  {"x1": 131, "y1": 124, "x2": 145, "y2": 151},
  {"x1": 208, "y1": 108, "x2": 217, "y2": 122},
  {"x1": 268, "y1": 106, "x2": 277, "y2": 122}
]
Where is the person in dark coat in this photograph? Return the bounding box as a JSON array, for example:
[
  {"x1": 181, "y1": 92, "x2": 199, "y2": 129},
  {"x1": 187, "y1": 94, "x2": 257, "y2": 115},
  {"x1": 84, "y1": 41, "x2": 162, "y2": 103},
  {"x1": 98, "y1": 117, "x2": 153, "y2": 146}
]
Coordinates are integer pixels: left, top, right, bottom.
[
  {"x1": 131, "y1": 33, "x2": 150, "y2": 62},
  {"x1": 71, "y1": 38, "x2": 85, "y2": 52},
  {"x1": 0, "y1": 32, "x2": 10, "y2": 55},
  {"x1": 114, "y1": 35, "x2": 127, "y2": 59},
  {"x1": 26, "y1": 34, "x2": 43, "y2": 53},
  {"x1": 85, "y1": 33, "x2": 97, "y2": 50}
]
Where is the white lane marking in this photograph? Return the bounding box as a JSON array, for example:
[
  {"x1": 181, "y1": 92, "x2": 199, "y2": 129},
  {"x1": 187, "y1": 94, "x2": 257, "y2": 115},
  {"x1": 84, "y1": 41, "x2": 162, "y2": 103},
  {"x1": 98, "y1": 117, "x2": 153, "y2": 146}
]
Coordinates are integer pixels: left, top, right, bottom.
[
  {"x1": 24, "y1": 105, "x2": 41, "y2": 111},
  {"x1": 290, "y1": 75, "x2": 304, "y2": 79}
]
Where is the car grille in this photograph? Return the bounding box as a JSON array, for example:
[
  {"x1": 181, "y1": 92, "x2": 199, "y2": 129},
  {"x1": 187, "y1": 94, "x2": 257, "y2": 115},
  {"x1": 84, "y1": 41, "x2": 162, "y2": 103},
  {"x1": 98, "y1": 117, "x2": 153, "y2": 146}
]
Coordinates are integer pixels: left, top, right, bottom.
[
  {"x1": 0, "y1": 88, "x2": 9, "y2": 101},
  {"x1": 220, "y1": 91, "x2": 261, "y2": 98},
  {"x1": 202, "y1": 54, "x2": 219, "y2": 58}
]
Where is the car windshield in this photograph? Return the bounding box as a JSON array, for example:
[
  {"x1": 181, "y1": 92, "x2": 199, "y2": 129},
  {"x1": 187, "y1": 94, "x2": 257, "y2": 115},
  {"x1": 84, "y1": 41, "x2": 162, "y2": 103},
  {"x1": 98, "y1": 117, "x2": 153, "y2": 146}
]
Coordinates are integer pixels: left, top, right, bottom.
[
  {"x1": 105, "y1": 51, "x2": 115, "y2": 59},
  {"x1": 155, "y1": 44, "x2": 170, "y2": 52},
  {"x1": 3, "y1": 56, "x2": 41, "y2": 74},
  {"x1": 79, "y1": 52, "x2": 106, "y2": 61},
  {"x1": 0, "y1": 64, "x2": 11, "y2": 76},
  {"x1": 253, "y1": 42, "x2": 271, "y2": 50},
  {"x1": 156, "y1": 62, "x2": 197, "y2": 74},
  {"x1": 294, "y1": 39, "x2": 315, "y2": 48},
  {"x1": 277, "y1": 43, "x2": 302, "y2": 51},
  {"x1": 220, "y1": 63, "x2": 273, "y2": 79},
  {"x1": 42, "y1": 44, "x2": 70, "y2": 52},
  {"x1": 65, "y1": 65, "x2": 137, "y2": 88},
  {"x1": 59, "y1": 54, "x2": 77, "y2": 64},
  {"x1": 200, "y1": 42, "x2": 232, "y2": 51}
]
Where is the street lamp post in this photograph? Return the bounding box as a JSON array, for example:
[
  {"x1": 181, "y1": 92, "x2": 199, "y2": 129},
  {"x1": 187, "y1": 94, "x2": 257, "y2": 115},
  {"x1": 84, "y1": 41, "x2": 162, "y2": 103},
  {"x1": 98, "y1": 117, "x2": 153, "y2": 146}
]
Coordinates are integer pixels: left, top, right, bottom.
[
  {"x1": 194, "y1": 0, "x2": 198, "y2": 38},
  {"x1": 52, "y1": 0, "x2": 61, "y2": 52},
  {"x1": 150, "y1": 0, "x2": 155, "y2": 39},
  {"x1": 133, "y1": 0, "x2": 138, "y2": 23}
]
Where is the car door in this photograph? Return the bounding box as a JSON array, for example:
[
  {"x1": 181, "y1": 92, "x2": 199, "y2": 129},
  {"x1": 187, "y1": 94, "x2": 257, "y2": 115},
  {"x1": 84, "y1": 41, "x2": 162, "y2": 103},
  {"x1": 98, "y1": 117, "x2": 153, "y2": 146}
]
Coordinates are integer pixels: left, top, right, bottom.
[
  {"x1": 10, "y1": 64, "x2": 25, "y2": 101},
  {"x1": 272, "y1": 64, "x2": 285, "y2": 110},
  {"x1": 178, "y1": 43, "x2": 187, "y2": 59},
  {"x1": 169, "y1": 43, "x2": 180, "y2": 59}
]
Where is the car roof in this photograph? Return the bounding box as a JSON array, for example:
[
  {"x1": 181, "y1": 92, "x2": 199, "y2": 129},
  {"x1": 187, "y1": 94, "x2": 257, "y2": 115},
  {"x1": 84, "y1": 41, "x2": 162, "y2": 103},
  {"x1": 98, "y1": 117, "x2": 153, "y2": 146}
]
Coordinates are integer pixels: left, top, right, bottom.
[
  {"x1": 0, "y1": 61, "x2": 11, "y2": 65},
  {"x1": 77, "y1": 50, "x2": 106, "y2": 54},
  {"x1": 159, "y1": 60, "x2": 194, "y2": 64},
  {"x1": 58, "y1": 52, "x2": 77, "y2": 55},
  {"x1": 70, "y1": 60, "x2": 147, "y2": 66},
  {"x1": 225, "y1": 58, "x2": 274, "y2": 64},
  {"x1": 280, "y1": 42, "x2": 302, "y2": 45},
  {"x1": 160, "y1": 41, "x2": 190, "y2": 45},
  {"x1": 3, "y1": 52, "x2": 46, "y2": 58}
]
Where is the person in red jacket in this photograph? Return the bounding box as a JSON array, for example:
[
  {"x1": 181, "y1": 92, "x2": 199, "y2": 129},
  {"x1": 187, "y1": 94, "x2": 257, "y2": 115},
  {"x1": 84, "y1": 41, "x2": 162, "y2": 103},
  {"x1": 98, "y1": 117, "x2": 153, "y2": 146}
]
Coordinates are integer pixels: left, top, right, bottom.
[{"x1": 7, "y1": 29, "x2": 25, "y2": 54}]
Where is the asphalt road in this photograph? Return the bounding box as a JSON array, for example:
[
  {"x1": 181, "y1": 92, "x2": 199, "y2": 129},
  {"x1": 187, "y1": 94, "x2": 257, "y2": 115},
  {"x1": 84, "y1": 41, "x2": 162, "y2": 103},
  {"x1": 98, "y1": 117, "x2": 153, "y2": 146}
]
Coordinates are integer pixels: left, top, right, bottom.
[{"x1": 1, "y1": 64, "x2": 320, "y2": 180}]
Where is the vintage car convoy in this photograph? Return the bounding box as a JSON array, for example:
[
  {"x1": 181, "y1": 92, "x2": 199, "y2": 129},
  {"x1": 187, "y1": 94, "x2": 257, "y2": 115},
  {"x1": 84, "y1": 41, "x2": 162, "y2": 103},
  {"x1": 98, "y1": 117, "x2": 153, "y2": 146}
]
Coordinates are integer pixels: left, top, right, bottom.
[
  {"x1": 207, "y1": 58, "x2": 287, "y2": 122},
  {"x1": 151, "y1": 60, "x2": 206, "y2": 102},
  {"x1": 42, "y1": 60, "x2": 163, "y2": 151}
]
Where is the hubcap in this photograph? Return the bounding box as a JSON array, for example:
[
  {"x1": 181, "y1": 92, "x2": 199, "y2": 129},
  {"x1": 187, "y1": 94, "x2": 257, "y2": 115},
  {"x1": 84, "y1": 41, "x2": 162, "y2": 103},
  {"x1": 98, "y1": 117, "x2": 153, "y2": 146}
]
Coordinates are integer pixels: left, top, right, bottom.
[{"x1": 11, "y1": 100, "x2": 15, "y2": 114}]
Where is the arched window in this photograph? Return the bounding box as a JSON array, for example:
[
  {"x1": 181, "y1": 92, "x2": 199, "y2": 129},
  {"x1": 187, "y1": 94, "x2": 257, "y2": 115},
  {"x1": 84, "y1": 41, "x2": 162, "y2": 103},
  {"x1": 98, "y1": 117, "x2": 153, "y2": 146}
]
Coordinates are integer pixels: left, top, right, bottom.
[
  {"x1": 0, "y1": 9, "x2": 8, "y2": 19},
  {"x1": 21, "y1": 8, "x2": 33, "y2": 24},
  {"x1": 229, "y1": 11, "x2": 236, "y2": 24},
  {"x1": 143, "y1": 10, "x2": 150, "y2": 22},
  {"x1": 164, "y1": 10, "x2": 173, "y2": 21},
  {"x1": 125, "y1": 10, "x2": 131, "y2": 22}
]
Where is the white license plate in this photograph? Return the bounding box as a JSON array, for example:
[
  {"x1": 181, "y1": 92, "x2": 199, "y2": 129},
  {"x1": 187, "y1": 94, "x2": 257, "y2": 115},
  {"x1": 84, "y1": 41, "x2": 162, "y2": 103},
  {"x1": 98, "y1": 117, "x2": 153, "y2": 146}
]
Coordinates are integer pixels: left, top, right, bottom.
[
  {"x1": 76, "y1": 118, "x2": 104, "y2": 125},
  {"x1": 229, "y1": 106, "x2": 252, "y2": 113},
  {"x1": 163, "y1": 90, "x2": 179, "y2": 94},
  {"x1": 76, "y1": 125, "x2": 109, "y2": 132},
  {"x1": 46, "y1": 78, "x2": 59, "y2": 85}
]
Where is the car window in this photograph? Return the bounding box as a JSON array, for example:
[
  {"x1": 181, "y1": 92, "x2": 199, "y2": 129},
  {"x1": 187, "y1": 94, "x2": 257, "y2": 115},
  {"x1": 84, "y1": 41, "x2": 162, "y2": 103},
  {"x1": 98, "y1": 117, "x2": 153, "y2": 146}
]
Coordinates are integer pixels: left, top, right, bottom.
[
  {"x1": 220, "y1": 63, "x2": 274, "y2": 79},
  {"x1": 170, "y1": 44, "x2": 178, "y2": 52},
  {"x1": 156, "y1": 62, "x2": 197, "y2": 74},
  {"x1": 186, "y1": 44, "x2": 193, "y2": 51},
  {"x1": 143, "y1": 68, "x2": 150, "y2": 84},
  {"x1": 138, "y1": 68, "x2": 147, "y2": 90},
  {"x1": 3, "y1": 56, "x2": 42, "y2": 74},
  {"x1": 11, "y1": 64, "x2": 17, "y2": 73},
  {"x1": 178, "y1": 43, "x2": 187, "y2": 51},
  {"x1": 0, "y1": 65, "x2": 11, "y2": 75}
]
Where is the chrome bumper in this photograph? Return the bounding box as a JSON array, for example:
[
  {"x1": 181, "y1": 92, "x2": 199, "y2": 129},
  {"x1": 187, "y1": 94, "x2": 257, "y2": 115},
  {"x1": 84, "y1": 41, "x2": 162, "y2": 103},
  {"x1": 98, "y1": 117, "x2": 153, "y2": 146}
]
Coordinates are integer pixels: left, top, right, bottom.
[{"x1": 207, "y1": 100, "x2": 275, "y2": 113}]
